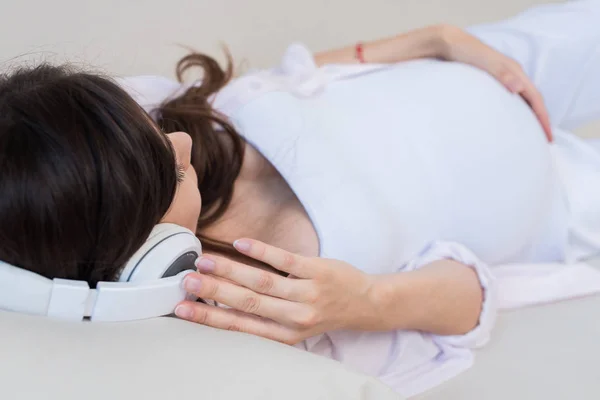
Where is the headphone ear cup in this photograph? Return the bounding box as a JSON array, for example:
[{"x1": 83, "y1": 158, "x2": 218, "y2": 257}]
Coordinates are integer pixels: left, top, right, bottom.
[{"x1": 118, "y1": 223, "x2": 202, "y2": 283}]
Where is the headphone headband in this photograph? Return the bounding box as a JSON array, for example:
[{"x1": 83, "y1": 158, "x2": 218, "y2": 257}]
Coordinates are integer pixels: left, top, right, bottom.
[{"x1": 0, "y1": 223, "x2": 202, "y2": 322}]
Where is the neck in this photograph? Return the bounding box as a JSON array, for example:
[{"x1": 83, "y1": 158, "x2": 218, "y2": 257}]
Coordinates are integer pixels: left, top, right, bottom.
[{"x1": 201, "y1": 144, "x2": 319, "y2": 259}]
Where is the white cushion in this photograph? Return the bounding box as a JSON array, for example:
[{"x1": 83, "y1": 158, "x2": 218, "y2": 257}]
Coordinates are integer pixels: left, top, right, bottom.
[
  {"x1": 0, "y1": 310, "x2": 400, "y2": 400},
  {"x1": 416, "y1": 257, "x2": 600, "y2": 399},
  {"x1": 3, "y1": 257, "x2": 600, "y2": 400}
]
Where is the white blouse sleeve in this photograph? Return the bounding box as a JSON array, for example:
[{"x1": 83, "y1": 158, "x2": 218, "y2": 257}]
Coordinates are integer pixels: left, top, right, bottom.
[{"x1": 402, "y1": 241, "x2": 498, "y2": 349}]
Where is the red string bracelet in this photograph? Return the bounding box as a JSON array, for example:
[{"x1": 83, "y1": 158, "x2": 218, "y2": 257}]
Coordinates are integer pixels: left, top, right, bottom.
[{"x1": 355, "y1": 42, "x2": 366, "y2": 63}]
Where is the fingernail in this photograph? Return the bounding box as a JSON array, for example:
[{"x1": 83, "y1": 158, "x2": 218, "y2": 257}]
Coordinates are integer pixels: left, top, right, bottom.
[
  {"x1": 195, "y1": 257, "x2": 215, "y2": 273},
  {"x1": 175, "y1": 305, "x2": 193, "y2": 319},
  {"x1": 184, "y1": 275, "x2": 202, "y2": 293},
  {"x1": 233, "y1": 239, "x2": 251, "y2": 252}
]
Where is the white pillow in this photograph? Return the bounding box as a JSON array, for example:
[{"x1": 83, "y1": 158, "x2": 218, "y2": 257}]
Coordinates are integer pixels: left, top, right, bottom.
[{"x1": 0, "y1": 310, "x2": 401, "y2": 400}]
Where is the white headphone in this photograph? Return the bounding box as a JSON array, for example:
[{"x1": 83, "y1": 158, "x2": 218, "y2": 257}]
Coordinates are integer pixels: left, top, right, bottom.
[{"x1": 0, "y1": 223, "x2": 202, "y2": 322}]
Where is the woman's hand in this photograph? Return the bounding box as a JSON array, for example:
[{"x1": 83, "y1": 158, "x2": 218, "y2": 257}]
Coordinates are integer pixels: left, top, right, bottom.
[
  {"x1": 438, "y1": 25, "x2": 553, "y2": 141},
  {"x1": 316, "y1": 24, "x2": 552, "y2": 142},
  {"x1": 174, "y1": 239, "x2": 379, "y2": 345}
]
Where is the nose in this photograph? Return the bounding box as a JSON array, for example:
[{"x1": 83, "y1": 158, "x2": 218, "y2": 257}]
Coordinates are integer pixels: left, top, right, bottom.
[{"x1": 166, "y1": 131, "x2": 193, "y2": 165}]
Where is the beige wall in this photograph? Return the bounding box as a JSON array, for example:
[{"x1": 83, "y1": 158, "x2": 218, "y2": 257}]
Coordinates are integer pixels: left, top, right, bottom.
[
  {"x1": 1, "y1": 0, "x2": 561, "y2": 77},
  {"x1": 1, "y1": 0, "x2": 596, "y2": 136}
]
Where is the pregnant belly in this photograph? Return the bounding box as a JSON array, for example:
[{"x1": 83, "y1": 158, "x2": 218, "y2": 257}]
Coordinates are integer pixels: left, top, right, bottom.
[{"x1": 322, "y1": 60, "x2": 569, "y2": 265}]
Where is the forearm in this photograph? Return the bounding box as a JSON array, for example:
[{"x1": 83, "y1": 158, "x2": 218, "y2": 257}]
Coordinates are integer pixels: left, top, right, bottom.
[
  {"x1": 314, "y1": 24, "x2": 453, "y2": 66},
  {"x1": 370, "y1": 260, "x2": 483, "y2": 335}
]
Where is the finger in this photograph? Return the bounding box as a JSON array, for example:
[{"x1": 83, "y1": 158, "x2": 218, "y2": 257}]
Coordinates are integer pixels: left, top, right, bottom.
[
  {"x1": 496, "y1": 69, "x2": 524, "y2": 94},
  {"x1": 182, "y1": 272, "x2": 309, "y2": 326},
  {"x1": 497, "y1": 68, "x2": 553, "y2": 143},
  {"x1": 518, "y1": 82, "x2": 553, "y2": 142},
  {"x1": 505, "y1": 77, "x2": 524, "y2": 94},
  {"x1": 196, "y1": 254, "x2": 313, "y2": 302},
  {"x1": 174, "y1": 300, "x2": 301, "y2": 345},
  {"x1": 232, "y1": 239, "x2": 314, "y2": 278}
]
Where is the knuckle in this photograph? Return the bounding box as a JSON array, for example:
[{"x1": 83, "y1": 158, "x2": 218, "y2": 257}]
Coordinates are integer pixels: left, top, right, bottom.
[
  {"x1": 498, "y1": 70, "x2": 513, "y2": 82},
  {"x1": 240, "y1": 294, "x2": 261, "y2": 313},
  {"x1": 317, "y1": 267, "x2": 331, "y2": 281},
  {"x1": 282, "y1": 252, "x2": 296, "y2": 269},
  {"x1": 255, "y1": 272, "x2": 275, "y2": 293},
  {"x1": 226, "y1": 322, "x2": 244, "y2": 332},
  {"x1": 304, "y1": 288, "x2": 320, "y2": 304},
  {"x1": 205, "y1": 279, "x2": 219, "y2": 299},
  {"x1": 295, "y1": 310, "x2": 319, "y2": 328},
  {"x1": 281, "y1": 335, "x2": 300, "y2": 346},
  {"x1": 256, "y1": 243, "x2": 267, "y2": 259},
  {"x1": 510, "y1": 60, "x2": 523, "y2": 71},
  {"x1": 278, "y1": 284, "x2": 292, "y2": 299},
  {"x1": 195, "y1": 308, "x2": 210, "y2": 325}
]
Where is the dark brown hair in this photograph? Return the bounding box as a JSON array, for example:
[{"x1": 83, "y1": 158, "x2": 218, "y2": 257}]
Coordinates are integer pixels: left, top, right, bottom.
[
  {"x1": 0, "y1": 51, "x2": 249, "y2": 286},
  {"x1": 0, "y1": 64, "x2": 179, "y2": 287},
  {"x1": 157, "y1": 51, "x2": 246, "y2": 261}
]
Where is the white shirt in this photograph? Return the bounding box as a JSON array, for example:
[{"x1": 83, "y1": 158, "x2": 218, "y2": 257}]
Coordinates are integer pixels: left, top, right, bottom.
[{"x1": 117, "y1": 43, "x2": 600, "y2": 397}]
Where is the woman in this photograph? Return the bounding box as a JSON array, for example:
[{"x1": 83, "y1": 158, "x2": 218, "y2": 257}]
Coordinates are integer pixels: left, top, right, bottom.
[{"x1": 2, "y1": 0, "x2": 600, "y2": 396}]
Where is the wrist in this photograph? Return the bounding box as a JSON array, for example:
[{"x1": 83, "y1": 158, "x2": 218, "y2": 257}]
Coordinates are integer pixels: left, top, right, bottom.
[
  {"x1": 432, "y1": 23, "x2": 462, "y2": 60},
  {"x1": 368, "y1": 273, "x2": 417, "y2": 331}
]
